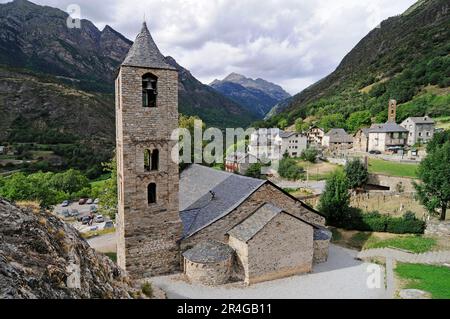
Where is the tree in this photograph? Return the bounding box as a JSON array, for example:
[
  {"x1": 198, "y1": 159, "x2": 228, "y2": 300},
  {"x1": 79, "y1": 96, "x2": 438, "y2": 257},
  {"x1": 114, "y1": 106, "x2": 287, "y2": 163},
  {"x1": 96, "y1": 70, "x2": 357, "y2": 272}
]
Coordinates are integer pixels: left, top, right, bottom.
[
  {"x1": 98, "y1": 157, "x2": 118, "y2": 220},
  {"x1": 278, "y1": 157, "x2": 304, "y2": 180},
  {"x1": 277, "y1": 118, "x2": 288, "y2": 130},
  {"x1": 415, "y1": 141, "x2": 450, "y2": 220},
  {"x1": 346, "y1": 111, "x2": 372, "y2": 133},
  {"x1": 319, "y1": 113, "x2": 346, "y2": 132},
  {"x1": 245, "y1": 163, "x2": 263, "y2": 179},
  {"x1": 345, "y1": 158, "x2": 369, "y2": 190},
  {"x1": 426, "y1": 130, "x2": 450, "y2": 153},
  {"x1": 295, "y1": 118, "x2": 309, "y2": 132},
  {"x1": 300, "y1": 148, "x2": 318, "y2": 163},
  {"x1": 50, "y1": 169, "x2": 90, "y2": 195},
  {"x1": 318, "y1": 171, "x2": 350, "y2": 225}
]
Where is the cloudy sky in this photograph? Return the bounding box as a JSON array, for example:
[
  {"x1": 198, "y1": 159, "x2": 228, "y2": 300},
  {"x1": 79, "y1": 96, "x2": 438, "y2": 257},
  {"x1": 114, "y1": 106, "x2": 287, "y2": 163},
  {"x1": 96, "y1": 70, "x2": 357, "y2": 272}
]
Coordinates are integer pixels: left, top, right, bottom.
[{"x1": 4, "y1": 0, "x2": 417, "y2": 94}]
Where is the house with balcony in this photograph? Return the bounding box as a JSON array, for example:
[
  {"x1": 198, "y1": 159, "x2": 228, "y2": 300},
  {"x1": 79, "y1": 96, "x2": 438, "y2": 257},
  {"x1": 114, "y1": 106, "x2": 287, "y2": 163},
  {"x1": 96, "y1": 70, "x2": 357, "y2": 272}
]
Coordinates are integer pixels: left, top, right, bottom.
[
  {"x1": 400, "y1": 116, "x2": 435, "y2": 146},
  {"x1": 367, "y1": 122, "x2": 409, "y2": 154}
]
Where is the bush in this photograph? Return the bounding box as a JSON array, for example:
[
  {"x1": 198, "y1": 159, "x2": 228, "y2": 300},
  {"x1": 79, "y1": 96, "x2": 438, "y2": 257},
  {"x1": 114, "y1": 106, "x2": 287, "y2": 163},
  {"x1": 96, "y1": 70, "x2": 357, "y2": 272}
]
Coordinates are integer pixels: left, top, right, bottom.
[
  {"x1": 328, "y1": 209, "x2": 425, "y2": 234},
  {"x1": 141, "y1": 282, "x2": 153, "y2": 298},
  {"x1": 300, "y1": 148, "x2": 318, "y2": 163},
  {"x1": 278, "y1": 158, "x2": 304, "y2": 180}
]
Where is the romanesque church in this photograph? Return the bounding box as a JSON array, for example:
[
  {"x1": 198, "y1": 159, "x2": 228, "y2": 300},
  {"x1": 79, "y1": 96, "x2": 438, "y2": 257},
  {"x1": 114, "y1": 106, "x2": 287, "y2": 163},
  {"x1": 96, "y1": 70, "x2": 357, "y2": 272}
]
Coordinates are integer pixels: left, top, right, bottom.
[{"x1": 115, "y1": 22, "x2": 330, "y2": 286}]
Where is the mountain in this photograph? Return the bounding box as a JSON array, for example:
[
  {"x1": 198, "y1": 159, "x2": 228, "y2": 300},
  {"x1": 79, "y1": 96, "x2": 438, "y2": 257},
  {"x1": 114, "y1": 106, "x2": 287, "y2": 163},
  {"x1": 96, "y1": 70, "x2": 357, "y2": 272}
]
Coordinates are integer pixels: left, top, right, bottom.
[
  {"x1": 265, "y1": 0, "x2": 449, "y2": 128},
  {"x1": 210, "y1": 73, "x2": 290, "y2": 118},
  {"x1": 0, "y1": 0, "x2": 254, "y2": 146},
  {"x1": 0, "y1": 199, "x2": 131, "y2": 299}
]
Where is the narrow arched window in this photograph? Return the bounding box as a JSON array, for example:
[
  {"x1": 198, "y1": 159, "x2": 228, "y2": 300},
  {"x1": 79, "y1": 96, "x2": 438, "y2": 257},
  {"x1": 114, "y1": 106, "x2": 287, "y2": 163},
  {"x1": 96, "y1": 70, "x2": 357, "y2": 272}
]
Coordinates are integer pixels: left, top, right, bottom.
[
  {"x1": 142, "y1": 73, "x2": 158, "y2": 108},
  {"x1": 151, "y1": 149, "x2": 159, "y2": 171},
  {"x1": 148, "y1": 183, "x2": 156, "y2": 204},
  {"x1": 144, "y1": 149, "x2": 151, "y2": 171}
]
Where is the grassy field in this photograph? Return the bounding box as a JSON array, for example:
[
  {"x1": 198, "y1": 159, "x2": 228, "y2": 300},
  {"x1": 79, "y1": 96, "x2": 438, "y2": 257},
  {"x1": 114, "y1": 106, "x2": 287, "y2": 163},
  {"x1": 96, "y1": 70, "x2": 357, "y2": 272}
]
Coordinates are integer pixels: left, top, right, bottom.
[
  {"x1": 364, "y1": 235, "x2": 436, "y2": 253},
  {"x1": 368, "y1": 158, "x2": 419, "y2": 178},
  {"x1": 435, "y1": 116, "x2": 450, "y2": 130},
  {"x1": 396, "y1": 263, "x2": 450, "y2": 299},
  {"x1": 331, "y1": 228, "x2": 438, "y2": 253},
  {"x1": 294, "y1": 159, "x2": 343, "y2": 181}
]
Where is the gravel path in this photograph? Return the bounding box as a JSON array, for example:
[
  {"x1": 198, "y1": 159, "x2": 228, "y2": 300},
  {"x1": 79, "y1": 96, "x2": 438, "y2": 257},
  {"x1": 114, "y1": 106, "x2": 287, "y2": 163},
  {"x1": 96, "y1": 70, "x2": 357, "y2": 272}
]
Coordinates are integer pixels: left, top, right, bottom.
[
  {"x1": 87, "y1": 232, "x2": 116, "y2": 253},
  {"x1": 152, "y1": 245, "x2": 389, "y2": 299}
]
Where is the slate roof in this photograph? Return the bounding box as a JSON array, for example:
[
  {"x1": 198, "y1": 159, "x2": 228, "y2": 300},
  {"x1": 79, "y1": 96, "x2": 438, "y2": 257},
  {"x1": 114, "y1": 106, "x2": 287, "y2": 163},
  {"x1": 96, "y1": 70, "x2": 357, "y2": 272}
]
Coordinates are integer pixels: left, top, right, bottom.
[
  {"x1": 325, "y1": 128, "x2": 353, "y2": 143},
  {"x1": 182, "y1": 240, "x2": 234, "y2": 263},
  {"x1": 122, "y1": 22, "x2": 176, "y2": 70},
  {"x1": 314, "y1": 228, "x2": 332, "y2": 241},
  {"x1": 406, "y1": 117, "x2": 435, "y2": 124},
  {"x1": 225, "y1": 152, "x2": 258, "y2": 164},
  {"x1": 369, "y1": 122, "x2": 408, "y2": 133},
  {"x1": 279, "y1": 131, "x2": 299, "y2": 138},
  {"x1": 179, "y1": 165, "x2": 265, "y2": 239},
  {"x1": 227, "y1": 203, "x2": 322, "y2": 243}
]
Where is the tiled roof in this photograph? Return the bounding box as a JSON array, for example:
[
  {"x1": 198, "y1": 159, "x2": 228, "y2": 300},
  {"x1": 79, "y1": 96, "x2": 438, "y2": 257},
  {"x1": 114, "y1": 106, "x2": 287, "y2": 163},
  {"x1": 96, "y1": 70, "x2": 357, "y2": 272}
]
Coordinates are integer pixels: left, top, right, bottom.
[
  {"x1": 325, "y1": 128, "x2": 353, "y2": 143},
  {"x1": 179, "y1": 165, "x2": 265, "y2": 239},
  {"x1": 369, "y1": 122, "x2": 408, "y2": 133},
  {"x1": 406, "y1": 117, "x2": 435, "y2": 124},
  {"x1": 182, "y1": 240, "x2": 234, "y2": 263},
  {"x1": 122, "y1": 22, "x2": 176, "y2": 70},
  {"x1": 227, "y1": 203, "x2": 322, "y2": 243}
]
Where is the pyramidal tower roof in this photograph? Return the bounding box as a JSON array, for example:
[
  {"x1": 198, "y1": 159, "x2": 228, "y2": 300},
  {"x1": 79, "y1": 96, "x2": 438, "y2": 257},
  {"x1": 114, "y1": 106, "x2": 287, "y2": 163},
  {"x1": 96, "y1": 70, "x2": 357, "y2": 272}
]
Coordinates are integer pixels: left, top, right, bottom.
[{"x1": 122, "y1": 22, "x2": 176, "y2": 70}]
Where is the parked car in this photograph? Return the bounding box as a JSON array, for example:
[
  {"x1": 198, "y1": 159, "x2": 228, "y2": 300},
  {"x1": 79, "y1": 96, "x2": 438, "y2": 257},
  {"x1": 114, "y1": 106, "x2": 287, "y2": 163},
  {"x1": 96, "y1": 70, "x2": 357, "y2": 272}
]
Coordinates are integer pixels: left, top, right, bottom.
[
  {"x1": 94, "y1": 215, "x2": 104, "y2": 223},
  {"x1": 61, "y1": 200, "x2": 70, "y2": 207},
  {"x1": 89, "y1": 226, "x2": 99, "y2": 232},
  {"x1": 369, "y1": 150, "x2": 382, "y2": 155},
  {"x1": 104, "y1": 221, "x2": 114, "y2": 229},
  {"x1": 90, "y1": 205, "x2": 98, "y2": 212},
  {"x1": 93, "y1": 198, "x2": 100, "y2": 204},
  {"x1": 69, "y1": 209, "x2": 80, "y2": 217},
  {"x1": 86, "y1": 198, "x2": 94, "y2": 205},
  {"x1": 78, "y1": 198, "x2": 87, "y2": 205},
  {"x1": 61, "y1": 209, "x2": 70, "y2": 218},
  {"x1": 81, "y1": 216, "x2": 90, "y2": 225}
]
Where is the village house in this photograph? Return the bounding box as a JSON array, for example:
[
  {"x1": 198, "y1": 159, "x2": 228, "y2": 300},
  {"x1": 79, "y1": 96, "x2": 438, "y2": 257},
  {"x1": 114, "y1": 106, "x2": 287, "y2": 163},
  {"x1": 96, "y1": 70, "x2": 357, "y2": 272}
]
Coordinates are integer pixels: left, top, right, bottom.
[
  {"x1": 367, "y1": 122, "x2": 408, "y2": 154},
  {"x1": 353, "y1": 128, "x2": 371, "y2": 152},
  {"x1": 248, "y1": 129, "x2": 307, "y2": 160},
  {"x1": 0, "y1": 146, "x2": 5, "y2": 155},
  {"x1": 306, "y1": 126, "x2": 325, "y2": 146},
  {"x1": 322, "y1": 128, "x2": 353, "y2": 151},
  {"x1": 224, "y1": 152, "x2": 259, "y2": 175},
  {"x1": 115, "y1": 22, "x2": 330, "y2": 286},
  {"x1": 400, "y1": 116, "x2": 435, "y2": 146}
]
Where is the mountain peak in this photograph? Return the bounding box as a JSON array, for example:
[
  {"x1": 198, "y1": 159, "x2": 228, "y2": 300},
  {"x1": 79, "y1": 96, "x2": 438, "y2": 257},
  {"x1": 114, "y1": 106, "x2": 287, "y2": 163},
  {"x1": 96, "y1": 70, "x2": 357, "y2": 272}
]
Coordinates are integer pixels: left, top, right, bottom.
[{"x1": 224, "y1": 72, "x2": 247, "y2": 81}]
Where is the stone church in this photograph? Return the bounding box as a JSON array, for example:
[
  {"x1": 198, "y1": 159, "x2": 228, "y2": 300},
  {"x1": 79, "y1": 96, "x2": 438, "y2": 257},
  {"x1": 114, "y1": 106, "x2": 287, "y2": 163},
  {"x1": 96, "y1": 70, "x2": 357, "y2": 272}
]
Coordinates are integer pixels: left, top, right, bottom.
[{"x1": 115, "y1": 22, "x2": 330, "y2": 286}]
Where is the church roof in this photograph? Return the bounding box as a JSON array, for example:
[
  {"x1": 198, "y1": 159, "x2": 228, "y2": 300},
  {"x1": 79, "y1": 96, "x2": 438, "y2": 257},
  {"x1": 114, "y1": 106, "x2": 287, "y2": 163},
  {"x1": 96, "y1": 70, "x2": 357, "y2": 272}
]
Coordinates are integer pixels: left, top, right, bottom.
[
  {"x1": 227, "y1": 203, "x2": 322, "y2": 243},
  {"x1": 122, "y1": 22, "x2": 176, "y2": 70},
  {"x1": 179, "y1": 165, "x2": 265, "y2": 239},
  {"x1": 182, "y1": 240, "x2": 233, "y2": 263}
]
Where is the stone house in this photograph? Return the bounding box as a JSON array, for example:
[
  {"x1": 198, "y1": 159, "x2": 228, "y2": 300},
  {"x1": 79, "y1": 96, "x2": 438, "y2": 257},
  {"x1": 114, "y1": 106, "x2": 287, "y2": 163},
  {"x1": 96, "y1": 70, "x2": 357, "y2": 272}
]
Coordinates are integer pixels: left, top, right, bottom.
[
  {"x1": 400, "y1": 116, "x2": 435, "y2": 146},
  {"x1": 115, "y1": 22, "x2": 330, "y2": 285},
  {"x1": 322, "y1": 128, "x2": 353, "y2": 151},
  {"x1": 179, "y1": 164, "x2": 330, "y2": 286},
  {"x1": 367, "y1": 122, "x2": 408, "y2": 153},
  {"x1": 306, "y1": 126, "x2": 325, "y2": 146},
  {"x1": 248, "y1": 129, "x2": 307, "y2": 160},
  {"x1": 353, "y1": 128, "x2": 370, "y2": 152},
  {"x1": 225, "y1": 152, "x2": 259, "y2": 175}
]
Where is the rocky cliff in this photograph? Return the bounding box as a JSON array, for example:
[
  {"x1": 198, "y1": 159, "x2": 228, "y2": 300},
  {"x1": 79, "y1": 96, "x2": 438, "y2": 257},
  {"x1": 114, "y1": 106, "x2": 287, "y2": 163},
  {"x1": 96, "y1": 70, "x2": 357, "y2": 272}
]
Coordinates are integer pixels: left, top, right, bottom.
[{"x1": 0, "y1": 199, "x2": 131, "y2": 299}]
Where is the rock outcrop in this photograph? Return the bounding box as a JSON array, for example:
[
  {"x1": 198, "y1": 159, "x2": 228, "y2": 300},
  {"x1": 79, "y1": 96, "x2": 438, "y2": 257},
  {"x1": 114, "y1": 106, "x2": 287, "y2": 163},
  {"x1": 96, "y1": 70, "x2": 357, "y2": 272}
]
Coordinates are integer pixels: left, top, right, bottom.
[{"x1": 0, "y1": 199, "x2": 131, "y2": 299}]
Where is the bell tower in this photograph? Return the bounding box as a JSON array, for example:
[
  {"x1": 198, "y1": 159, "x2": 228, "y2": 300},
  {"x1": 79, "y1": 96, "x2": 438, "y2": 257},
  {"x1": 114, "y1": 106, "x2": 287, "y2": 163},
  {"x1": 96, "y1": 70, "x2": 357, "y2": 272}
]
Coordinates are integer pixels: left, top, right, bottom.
[
  {"x1": 115, "y1": 22, "x2": 182, "y2": 277},
  {"x1": 388, "y1": 99, "x2": 397, "y2": 123}
]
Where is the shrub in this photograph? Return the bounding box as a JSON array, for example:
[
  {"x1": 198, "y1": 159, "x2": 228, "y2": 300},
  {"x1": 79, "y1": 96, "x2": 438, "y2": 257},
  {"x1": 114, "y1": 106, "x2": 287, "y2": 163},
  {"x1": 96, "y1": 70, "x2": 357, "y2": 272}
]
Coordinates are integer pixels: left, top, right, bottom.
[
  {"x1": 300, "y1": 148, "x2": 318, "y2": 163},
  {"x1": 141, "y1": 282, "x2": 153, "y2": 298},
  {"x1": 278, "y1": 158, "x2": 304, "y2": 180}
]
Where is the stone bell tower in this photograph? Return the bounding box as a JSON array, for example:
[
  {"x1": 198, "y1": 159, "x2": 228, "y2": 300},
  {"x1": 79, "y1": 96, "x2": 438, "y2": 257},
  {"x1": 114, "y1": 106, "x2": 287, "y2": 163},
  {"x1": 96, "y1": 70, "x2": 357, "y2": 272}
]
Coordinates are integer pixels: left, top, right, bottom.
[
  {"x1": 388, "y1": 99, "x2": 397, "y2": 123},
  {"x1": 115, "y1": 22, "x2": 182, "y2": 278}
]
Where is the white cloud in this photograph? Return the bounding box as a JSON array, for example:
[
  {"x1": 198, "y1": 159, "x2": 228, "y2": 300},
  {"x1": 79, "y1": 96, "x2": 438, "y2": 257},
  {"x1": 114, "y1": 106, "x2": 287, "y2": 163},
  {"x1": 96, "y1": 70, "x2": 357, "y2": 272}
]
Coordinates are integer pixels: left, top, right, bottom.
[{"x1": 1, "y1": 0, "x2": 417, "y2": 94}]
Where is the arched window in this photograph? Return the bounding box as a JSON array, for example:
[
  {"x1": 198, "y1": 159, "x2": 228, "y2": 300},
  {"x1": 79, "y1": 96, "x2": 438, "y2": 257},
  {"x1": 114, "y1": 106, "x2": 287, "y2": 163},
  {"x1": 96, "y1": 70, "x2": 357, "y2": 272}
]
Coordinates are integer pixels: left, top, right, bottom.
[
  {"x1": 148, "y1": 183, "x2": 156, "y2": 204},
  {"x1": 151, "y1": 149, "x2": 159, "y2": 171},
  {"x1": 144, "y1": 149, "x2": 151, "y2": 171},
  {"x1": 142, "y1": 73, "x2": 158, "y2": 108}
]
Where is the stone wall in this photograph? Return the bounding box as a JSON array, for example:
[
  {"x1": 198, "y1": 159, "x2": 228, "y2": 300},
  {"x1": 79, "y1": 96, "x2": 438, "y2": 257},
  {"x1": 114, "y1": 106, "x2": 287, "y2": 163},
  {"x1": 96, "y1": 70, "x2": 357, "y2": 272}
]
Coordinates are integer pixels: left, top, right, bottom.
[
  {"x1": 367, "y1": 174, "x2": 418, "y2": 193},
  {"x1": 313, "y1": 239, "x2": 330, "y2": 263},
  {"x1": 180, "y1": 183, "x2": 325, "y2": 251},
  {"x1": 245, "y1": 213, "x2": 314, "y2": 285},
  {"x1": 184, "y1": 258, "x2": 233, "y2": 286},
  {"x1": 116, "y1": 66, "x2": 183, "y2": 278}
]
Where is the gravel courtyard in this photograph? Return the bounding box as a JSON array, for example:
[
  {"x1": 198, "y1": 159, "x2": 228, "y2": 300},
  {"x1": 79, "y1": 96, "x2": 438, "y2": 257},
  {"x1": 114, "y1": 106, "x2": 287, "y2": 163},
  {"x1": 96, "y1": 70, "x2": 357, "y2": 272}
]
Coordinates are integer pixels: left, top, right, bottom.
[{"x1": 152, "y1": 245, "x2": 389, "y2": 299}]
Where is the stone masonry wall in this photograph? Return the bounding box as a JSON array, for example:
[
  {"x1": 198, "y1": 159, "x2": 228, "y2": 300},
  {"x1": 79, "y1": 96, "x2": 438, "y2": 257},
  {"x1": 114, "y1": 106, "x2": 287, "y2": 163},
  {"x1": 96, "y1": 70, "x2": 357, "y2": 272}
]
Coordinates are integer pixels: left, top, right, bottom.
[
  {"x1": 367, "y1": 174, "x2": 418, "y2": 193},
  {"x1": 246, "y1": 213, "x2": 314, "y2": 285},
  {"x1": 116, "y1": 66, "x2": 182, "y2": 278},
  {"x1": 184, "y1": 258, "x2": 233, "y2": 286},
  {"x1": 180, "y1": 183, "x2": 325, "y2": 251},
  {"x1": 313, "y1": 239, "x2": 330, "y2": 263}
]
